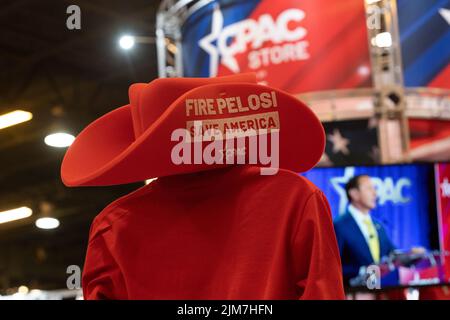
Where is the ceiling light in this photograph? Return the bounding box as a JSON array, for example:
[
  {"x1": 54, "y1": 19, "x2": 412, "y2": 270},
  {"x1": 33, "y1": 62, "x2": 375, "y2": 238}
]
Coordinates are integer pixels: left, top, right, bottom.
[
  {"x1": 119, "y1": 35, "x2": 135, "y2": 50},
  {"x1": 44, "y1": 132, "x2": 75, "y2": 147},
  {"x1": 0, "y1": 207, "x2": 33, "y2": 224},
  {"x1": 0, "y1": 110, "x2": 33, "y2": 130},
  {"x1": 35, "y1": 217, "x2": 60, "y2": 230}
]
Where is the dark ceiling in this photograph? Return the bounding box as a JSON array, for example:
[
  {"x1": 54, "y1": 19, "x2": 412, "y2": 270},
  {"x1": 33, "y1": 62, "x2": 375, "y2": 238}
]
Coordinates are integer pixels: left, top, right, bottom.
[{"x1": 0, "y1": 0, "x2": 161, "y2": 293}]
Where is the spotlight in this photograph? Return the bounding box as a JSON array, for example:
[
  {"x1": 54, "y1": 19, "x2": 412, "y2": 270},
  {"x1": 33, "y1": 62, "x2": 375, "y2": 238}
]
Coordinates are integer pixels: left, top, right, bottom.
[
  {"x1": 119, "y1": 35, "x2": 135, "y2": 50},
  {"x1": 44, "y1": 132, "x2": 75, "y2": 148}
]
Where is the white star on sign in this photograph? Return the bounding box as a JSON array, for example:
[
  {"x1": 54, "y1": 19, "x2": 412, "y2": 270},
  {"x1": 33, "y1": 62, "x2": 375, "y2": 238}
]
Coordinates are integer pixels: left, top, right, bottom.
[
  {"x1": 330, "y1": 167, "x2": 355, "y2": 215},
  {"x1": 327, "y1": 128, "x2": 350, "y2": 155},
  {"x1": 198, "y1": 4, "x2": 241, "y2": 76},
  {"x1": 198, "y1": 4, "x2": 224, "y2": 77},
  {"x1": 439, "y1": 8, "x2": 450, "y2": 25}
]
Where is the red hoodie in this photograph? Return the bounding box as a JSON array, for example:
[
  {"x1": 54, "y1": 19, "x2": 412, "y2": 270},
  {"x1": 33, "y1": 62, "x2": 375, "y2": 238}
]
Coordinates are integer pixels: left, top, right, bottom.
[{"x1": 82, "y1": 165, "x2": 345, "y2": 299}]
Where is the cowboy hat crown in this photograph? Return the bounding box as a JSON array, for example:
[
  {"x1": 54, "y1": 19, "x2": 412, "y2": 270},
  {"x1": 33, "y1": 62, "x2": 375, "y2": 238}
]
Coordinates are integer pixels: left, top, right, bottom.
[{"x1": 61, "y1": 74, "x2": 324, "y2": 186}]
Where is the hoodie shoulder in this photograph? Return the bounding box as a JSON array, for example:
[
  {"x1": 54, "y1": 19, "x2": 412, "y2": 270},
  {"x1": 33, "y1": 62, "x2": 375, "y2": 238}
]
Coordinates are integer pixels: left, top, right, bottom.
[{"x1": 87, "y1": 183, "x2": 156, "y2": 242}]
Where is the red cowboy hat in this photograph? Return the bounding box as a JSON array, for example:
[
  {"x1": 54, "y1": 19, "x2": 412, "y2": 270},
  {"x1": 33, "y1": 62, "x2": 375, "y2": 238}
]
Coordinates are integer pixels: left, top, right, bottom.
[{"x1": 61, "y1": 73, "x2": 325, "y2": 186}]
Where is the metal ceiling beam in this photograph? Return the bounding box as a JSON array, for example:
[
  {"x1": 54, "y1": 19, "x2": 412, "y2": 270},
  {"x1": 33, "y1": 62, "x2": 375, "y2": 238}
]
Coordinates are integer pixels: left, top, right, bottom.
[
  {"x1": 0, "y1": 0, "x2": 32, "y2": 19},
  {"x1": 0, "y1": 5, "x2": 157, "y2": 77}
]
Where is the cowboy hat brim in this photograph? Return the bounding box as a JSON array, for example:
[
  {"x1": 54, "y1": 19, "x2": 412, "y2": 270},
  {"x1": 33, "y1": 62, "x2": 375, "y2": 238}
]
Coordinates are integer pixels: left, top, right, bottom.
[{"x1": 61, "y1": 83, "x2": 325, "y2": 186}]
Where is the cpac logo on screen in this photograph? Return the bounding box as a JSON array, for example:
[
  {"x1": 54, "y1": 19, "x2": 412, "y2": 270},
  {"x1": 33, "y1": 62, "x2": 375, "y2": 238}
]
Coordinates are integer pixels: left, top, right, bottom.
[
  {"x1": 199, "y1": 5, "x2": 310, "y2": 76},
  {"x1": 371, "y1": 177, "x2": 411, "y2": 205},
  {"x1": 331, "y1": 167, "x2": 412, "y2": 214}
]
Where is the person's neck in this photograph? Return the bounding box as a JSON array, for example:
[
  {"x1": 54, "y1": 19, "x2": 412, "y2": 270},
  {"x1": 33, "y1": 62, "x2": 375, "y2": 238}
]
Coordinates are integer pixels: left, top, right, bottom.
[{"x1": 351, "y1": 203, "x2": 370, "y2": 215}]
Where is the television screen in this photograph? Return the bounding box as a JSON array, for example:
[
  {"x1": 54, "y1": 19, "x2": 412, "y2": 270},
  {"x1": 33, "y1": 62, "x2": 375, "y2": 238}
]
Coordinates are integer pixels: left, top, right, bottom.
[{"x1": 302, "y1": 163, "x2": 445, "y2": 289}]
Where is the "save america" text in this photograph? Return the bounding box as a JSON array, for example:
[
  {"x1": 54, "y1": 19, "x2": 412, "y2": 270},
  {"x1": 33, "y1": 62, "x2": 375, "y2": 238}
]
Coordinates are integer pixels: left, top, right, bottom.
[{"x1": 170, "y1": 91, "x2": 281, "y2": 175}]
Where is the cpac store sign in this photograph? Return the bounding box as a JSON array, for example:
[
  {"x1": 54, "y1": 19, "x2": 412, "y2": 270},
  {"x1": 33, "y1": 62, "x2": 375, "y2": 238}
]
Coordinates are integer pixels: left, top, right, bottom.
[
  {"x1": 182, "y1": 0, "x2": 370, "y2": 92},
  {"x1": 199, "y1": 7, "x2": 309, "y2": 76}
]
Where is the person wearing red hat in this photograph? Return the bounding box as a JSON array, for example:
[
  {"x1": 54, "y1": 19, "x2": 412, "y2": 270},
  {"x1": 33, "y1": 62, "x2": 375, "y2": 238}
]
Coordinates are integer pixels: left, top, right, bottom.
[{"x1": 61, "y1": 73, "x2": 345, "y2": 299}]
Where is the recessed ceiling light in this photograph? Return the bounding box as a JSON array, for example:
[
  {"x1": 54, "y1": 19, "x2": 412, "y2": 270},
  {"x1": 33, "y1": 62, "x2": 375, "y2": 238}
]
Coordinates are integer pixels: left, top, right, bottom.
[
  {"x1": 44, "y1": 132, "x2": 75, "y2": 148},
  {"x1": 35, "y1": 217, "x2": 60, "y2": 230}
]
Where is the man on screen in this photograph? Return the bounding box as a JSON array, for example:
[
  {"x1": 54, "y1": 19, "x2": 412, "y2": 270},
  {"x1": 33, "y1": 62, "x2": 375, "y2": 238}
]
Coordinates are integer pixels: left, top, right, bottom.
[{"x1": 333, "y1": 175, "x2": 396, "y2": 285}]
